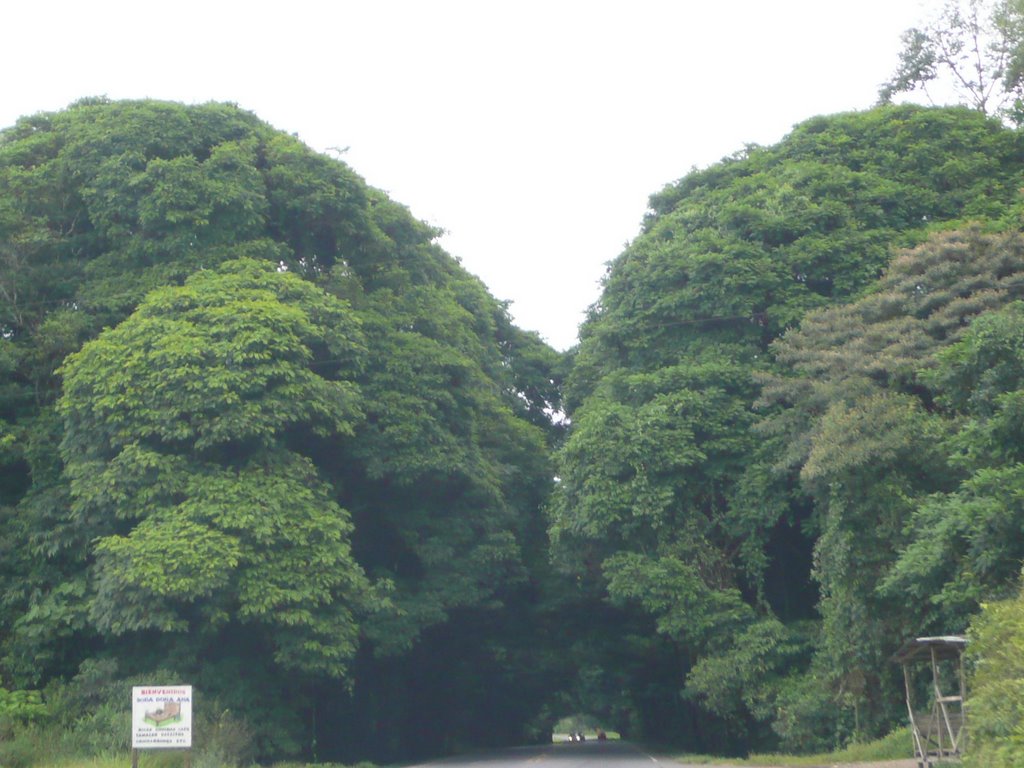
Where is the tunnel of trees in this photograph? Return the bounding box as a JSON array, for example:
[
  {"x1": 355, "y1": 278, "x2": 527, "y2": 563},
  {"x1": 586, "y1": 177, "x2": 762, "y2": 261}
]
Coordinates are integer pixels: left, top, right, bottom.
[{"x1": 5, "y1": 95, "x2": 1024, "y2": 764}]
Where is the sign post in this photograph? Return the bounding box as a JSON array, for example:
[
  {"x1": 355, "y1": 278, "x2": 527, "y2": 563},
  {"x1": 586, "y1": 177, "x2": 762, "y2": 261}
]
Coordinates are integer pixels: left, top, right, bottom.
[{"x1": 131, "y1": 685, "x2": 193, "y2": 768}]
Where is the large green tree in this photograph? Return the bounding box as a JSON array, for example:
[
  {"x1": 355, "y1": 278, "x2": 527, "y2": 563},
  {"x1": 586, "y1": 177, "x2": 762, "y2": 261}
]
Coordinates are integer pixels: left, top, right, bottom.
[
  {"x1": 0, "y1": 99, "x2": 563, "y2": 761},
  {"x1": 760, "y1": 226, "x2": 1024, "y2": 747},
  {"x1": 53, "y1": 259, "x2": 379, "y2": 677},
  {"x1": 550, "y1": 104, "x2": 1024, "y2": 752}
]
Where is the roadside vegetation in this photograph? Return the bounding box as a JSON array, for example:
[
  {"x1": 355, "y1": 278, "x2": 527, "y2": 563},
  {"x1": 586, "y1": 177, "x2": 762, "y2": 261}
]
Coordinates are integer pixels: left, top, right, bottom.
[
  {"x1": 670, "y1": 728, "x2": 911, "y2": 765},
  {"x1": 7, "y1": 760, "x2": 376, "y2": 768}
]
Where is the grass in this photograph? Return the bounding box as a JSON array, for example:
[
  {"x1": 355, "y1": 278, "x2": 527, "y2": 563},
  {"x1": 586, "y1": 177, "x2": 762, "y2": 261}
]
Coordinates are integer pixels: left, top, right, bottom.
[
  {"x1": 20, "y1": 755, "x2": 379, "y2": 768},
  {"x1": 26, "y1": 756, "x2": 186, "y2": 768},
  {"x1": 666, "y1": 727, "x2": 914, "y2": 765}
]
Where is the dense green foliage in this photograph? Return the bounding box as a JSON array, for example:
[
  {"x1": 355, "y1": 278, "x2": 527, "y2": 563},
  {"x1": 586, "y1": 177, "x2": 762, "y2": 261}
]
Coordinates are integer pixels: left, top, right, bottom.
[
  {"x1": 964, "y1": 578, "x2": 1024, "y2": 768},
  {"x1": 0, "y1": 99, "x2": 564, "y2": 762},
  {"x1": 58, "y1": 260, "x2": 378, "y2": 676},
  {"x1": 5, "y1": 94, "x2": 1024, "y2": 765},
  {"x1": 551, "y1": 104, "x2": 1024, "y2": 754}
]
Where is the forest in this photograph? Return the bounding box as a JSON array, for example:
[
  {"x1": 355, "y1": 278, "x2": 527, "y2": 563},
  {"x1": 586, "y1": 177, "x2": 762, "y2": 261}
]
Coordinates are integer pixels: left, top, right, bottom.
[{"x1": 4, "y1": 22, "x2": 1024, "y2": 767}]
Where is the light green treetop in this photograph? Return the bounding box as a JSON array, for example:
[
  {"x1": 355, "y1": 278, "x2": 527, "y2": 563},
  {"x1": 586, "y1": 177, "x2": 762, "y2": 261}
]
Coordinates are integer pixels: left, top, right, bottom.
[{"x1": 57, "y1": 258, "x2": 382, "y2": 679}]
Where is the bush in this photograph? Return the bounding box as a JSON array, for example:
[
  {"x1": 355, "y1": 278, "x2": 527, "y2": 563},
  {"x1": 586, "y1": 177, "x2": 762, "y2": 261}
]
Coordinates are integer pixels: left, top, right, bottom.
[
  {"x1": 0, "y1": 686, "x2": 47, "y2": 737},
  {"x1": 770, "y1": 674, "x2": 839, "y2": 753},
  {"x1": 43, "y1": 658, "x2": 161, "y2": 755},
  {"x1": 964, "y1": 582, "x2": 1024, "y2": 768},
  {"x1": 0, "y1": 727, "x2": 48, "y2": 768},
  {"x1": 192, "y1": 707, "x2": 257, "y2": 768},
  {"x1": 32, "y1": 658, "x2": 254, "y2": 766}
]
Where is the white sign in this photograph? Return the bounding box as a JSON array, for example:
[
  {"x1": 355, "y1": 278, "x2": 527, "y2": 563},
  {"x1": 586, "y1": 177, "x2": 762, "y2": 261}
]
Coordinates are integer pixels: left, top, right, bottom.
[{"x1": 131, "y1": 685, "x2": 192, "y2": 749}]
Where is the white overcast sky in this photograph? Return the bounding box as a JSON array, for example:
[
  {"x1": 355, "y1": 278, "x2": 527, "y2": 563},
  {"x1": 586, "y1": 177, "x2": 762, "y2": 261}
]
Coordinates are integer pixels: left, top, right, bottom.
[{"x1": 2, "y1": 0, "x2": 940, "y2": 350}]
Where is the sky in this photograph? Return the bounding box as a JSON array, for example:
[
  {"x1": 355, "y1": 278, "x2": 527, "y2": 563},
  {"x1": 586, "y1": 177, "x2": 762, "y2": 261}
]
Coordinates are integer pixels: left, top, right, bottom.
[{"x1": 1, "y1": 0, "x2": 939, "y2": 350}]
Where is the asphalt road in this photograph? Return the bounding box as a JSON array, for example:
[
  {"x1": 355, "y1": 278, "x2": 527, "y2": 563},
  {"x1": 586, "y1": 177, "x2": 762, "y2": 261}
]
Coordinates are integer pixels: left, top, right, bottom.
[
  {"x1": 406, "y1": 741, "x2": 920, "y2": 768},
  {"x1": 408, "y1": 741, "x2": 671, "y2": 768}
]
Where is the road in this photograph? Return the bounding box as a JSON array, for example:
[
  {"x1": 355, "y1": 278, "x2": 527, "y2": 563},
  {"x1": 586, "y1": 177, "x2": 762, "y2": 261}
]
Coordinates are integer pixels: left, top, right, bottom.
[
  {"x1": 407, "y1": 741, "x2": 920, "y2": 768},
  {"x1": 409, "y1": 741, "x2": 665, "y2": 768}
]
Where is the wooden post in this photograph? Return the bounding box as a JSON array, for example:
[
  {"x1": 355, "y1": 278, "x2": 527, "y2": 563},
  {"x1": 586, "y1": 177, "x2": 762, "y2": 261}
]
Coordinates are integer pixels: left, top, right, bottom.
[
  {"x1": 959, "y1": 645, "x2": 968, "y2": 752},
  {"x1": 930, "y1": 645, "x2": 943, "y2": 756},
  {"x1": 131, "y1": 748, "x2": 139, "y2": 768},
  {"x1": 903, "y1": 664, "x2": 922, "y2": 762}
]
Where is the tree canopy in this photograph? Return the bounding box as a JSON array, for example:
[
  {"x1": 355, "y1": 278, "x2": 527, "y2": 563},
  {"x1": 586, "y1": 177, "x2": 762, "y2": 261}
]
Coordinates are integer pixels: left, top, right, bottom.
[
  {"x1": 0, "y1": 98, "x2": 563, "y2": 761},
  {"x1": 6, "y1": 92, "x2": 1024, "y2": 765},
  {"x1": 551, "y1": 104, "x2": 1024, "y2": 752},
  {"x1": 57, "y1": 259, "x2": 378, "y2": 676}
]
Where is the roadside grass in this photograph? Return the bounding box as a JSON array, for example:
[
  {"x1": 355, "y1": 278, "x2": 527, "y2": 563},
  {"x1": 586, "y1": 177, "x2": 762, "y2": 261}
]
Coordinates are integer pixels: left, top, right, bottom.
[
  {"x1": 667, "y1": 727, "x2": 913, "y2": 765},
  {"x1": 30, "y1": 760, "x2": 379, "y2": 768},
  {"x1": 17, "y1": 756, "x2": 190, "y2": 768},
  {"x1": 21, "y1": 757, "x2": 176, "y2": 768}
]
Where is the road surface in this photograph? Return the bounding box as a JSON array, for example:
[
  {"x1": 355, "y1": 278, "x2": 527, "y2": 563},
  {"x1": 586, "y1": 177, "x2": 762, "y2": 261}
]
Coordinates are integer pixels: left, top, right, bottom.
[
  {"x1": 407, "y1": 741, "x2": 920, "y2": 768},
  {"x1": 409, "y1": 741, "x2": 662, "y2": 768}
]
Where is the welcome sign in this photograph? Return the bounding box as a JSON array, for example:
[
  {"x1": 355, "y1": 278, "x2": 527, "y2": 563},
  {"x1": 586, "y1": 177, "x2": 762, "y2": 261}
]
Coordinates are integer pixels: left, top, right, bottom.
[{"x1": 131, "y1": 686, "x2": 192, "y2": 748}]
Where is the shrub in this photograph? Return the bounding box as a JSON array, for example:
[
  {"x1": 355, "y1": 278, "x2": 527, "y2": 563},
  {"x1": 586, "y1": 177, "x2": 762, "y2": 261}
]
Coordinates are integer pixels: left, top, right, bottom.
[{"x1": 964, "y1": 582, "x2": 1024, "y2": 768}]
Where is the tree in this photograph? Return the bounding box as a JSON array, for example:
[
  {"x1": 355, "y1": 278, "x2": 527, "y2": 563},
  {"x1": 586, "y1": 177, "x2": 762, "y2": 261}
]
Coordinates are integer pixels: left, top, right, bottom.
[
  {"x1": 761, "y1": 226, "x2": 1024, "y2": 746},
  {"x1": 52, "y1": 259, "x2": 380, "y2": 679},
  {"x1": 552, "y1": 105, "x2": 1024, "y2": 752},
  {"x1": 882, "y1": 301, "x2": 1024, "y2": 627},
  {"x1": 0, "y1": 99, "x2": 563, "y2": 761},
  {"x1": 879, "y1": 0, "x2": 1024, "y2": 121}
]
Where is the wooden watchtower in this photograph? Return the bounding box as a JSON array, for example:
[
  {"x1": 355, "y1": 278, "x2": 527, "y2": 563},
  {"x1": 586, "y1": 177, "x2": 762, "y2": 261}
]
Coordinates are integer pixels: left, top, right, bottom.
[{"x1": 893, "y1": 635, "x2": 967, "y2": 767}]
